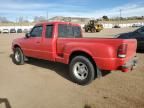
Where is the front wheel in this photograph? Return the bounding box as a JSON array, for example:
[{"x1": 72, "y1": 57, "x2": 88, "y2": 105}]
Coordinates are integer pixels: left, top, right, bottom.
[
  {"x1": 13, "y1": 47, "x2": 24, "y2": 65},
  {"x1": 69, "y1": 56, "x2": 95, "y2": 85},
  {"x1": 85, "y1": 29, "x2": 88, "y2": 32},
  {"x1": 91, "y1": 28, "x2": 96, "y2": 33}
]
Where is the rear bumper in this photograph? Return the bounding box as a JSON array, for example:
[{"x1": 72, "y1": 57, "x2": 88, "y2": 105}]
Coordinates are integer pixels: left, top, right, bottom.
[
  {"x1": 120, "y1": 56, "x2": 137, "y2": 72},
  {"x1": 93, "y1": 55, "x2": 137, "y2": 72}
]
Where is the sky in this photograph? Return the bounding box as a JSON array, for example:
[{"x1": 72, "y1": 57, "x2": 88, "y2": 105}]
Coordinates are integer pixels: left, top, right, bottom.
[{"x1": 0, "y1": 0, "x2": 144, "y2": 21}]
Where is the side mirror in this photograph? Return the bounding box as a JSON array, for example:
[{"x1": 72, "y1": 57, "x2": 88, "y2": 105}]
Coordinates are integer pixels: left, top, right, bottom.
[{"x1": 25, "y1": 33, "x2": 30, "y2": 38}]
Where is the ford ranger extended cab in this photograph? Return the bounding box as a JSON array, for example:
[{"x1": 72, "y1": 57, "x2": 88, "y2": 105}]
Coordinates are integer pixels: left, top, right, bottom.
[{"x1": 12, "y1": 22, "x2": 137, "y2": 85}]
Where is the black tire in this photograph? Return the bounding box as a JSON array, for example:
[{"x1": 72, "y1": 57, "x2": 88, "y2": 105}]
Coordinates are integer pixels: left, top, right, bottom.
[
  {"x1": 13, "y1": 47, "x2": 24, "y2": 65},
  {"x1": 91, "y1": 28, "x2": 96, "y2": 33},
  {"x1": 85, "y1": 29, "x2": 88, "y2": 32},
  {"x1": 96, "y1": 29, "x2": 101, "y2": 32},
  {"x1": 69, "y1": 56, "x2": 95, "y2": 85}
]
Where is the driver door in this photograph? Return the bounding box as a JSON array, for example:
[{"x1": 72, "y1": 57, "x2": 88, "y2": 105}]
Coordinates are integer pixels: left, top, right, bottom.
[{"x1": 21, "y1": 25, "x2": 43, "y2": 58}]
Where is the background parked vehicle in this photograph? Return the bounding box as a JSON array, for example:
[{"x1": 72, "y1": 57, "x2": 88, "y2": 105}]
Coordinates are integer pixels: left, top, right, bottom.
[
  {"x1": 0, "y1": 29, "x2": 1, "y2": 34},
  {"x1": 10, "y1": 29, "x2": 16, "y2": 33},
  {"x1": 132, "y1": 24, "x2": 143, "y2": 28},
  {"x1": 116, "y1": 26, "x2": 144, "y2": 50},
  {"x1": 113, "y1": 25, "x2": 121, "y2": 28},
  {"x1": 84, "y1": 20, "x2": 103, "y2": 32},
  {"x1": 23, "y1": 29, "x2": 29, "y2": 33},
  {"x1": 2, "y1": 29, "x2": 9, "y2": 33},
  {"x1": 17, "y1": 29, "x2": 23, "y2": 33}
]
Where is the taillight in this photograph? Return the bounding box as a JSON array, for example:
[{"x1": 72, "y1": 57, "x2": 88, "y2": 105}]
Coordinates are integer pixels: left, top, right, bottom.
[{"x1": 117, "y1": 44, "x2": 127, "y2": 58}]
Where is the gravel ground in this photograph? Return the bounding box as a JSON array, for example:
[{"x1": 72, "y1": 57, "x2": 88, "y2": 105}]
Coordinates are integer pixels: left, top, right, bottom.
[{"x1": 0, "y1": 28, "x2": 144, "y2": 108}]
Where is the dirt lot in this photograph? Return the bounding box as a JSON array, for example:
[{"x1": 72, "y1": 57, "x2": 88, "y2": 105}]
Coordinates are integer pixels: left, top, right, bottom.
[{"x1": 0, "y1": 28, "x2": 144, "y2": 108}]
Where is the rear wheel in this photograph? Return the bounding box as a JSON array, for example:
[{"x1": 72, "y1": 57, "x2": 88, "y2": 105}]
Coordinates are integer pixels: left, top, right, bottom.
[
  {"x1": 85, "y1": 29, "x2": 88, "y2": 32},
  {"x1": 13, "y1": 47, "x2": 24, "y2": 65},
  {"x1": 69, "y1": 56, "x2": 95, "y2": 85},
  {"x1": 96, "y1": 29, "x2": 101, "y2": 32}
]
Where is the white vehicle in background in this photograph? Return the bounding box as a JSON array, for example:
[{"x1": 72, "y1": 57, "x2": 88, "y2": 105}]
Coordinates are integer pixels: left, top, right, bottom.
[
  {"x1": 23, "y1": 29, "x2": 29, "y2": 33},
  {"x1": 132, "y1": 24, "x2": 143, "y2": 27},
  {"x1": 2, "y1": 29, "x2": 9, "y2": 33}
]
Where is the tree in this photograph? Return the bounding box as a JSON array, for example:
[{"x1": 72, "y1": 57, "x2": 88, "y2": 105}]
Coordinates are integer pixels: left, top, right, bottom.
[
  {"x1": 0, "y1": 17, "x2": 9, "y2": 23},
  {"x1": 102, "y1": 16, "x2": 109, "y2": 21},
  {"x1": 18, "y1": 17, "x2": 24, "y2": 23},
  {"x1": 34, "y1": 16, "x2": 46, "y2": 22}
]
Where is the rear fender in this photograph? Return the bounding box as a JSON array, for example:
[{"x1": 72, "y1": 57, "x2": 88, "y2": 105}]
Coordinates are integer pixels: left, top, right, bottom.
[{"x1": 66, "y1": 47, "x2": 94, "y2": 64}]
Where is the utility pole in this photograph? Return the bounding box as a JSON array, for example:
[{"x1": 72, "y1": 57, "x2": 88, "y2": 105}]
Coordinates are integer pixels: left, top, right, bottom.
[
  {"x1": 46, "y1": 11, "x2": 48, "y2": 21},
  {"x1": 120, "y1": 9, "x2": 122, "y2": 22}
]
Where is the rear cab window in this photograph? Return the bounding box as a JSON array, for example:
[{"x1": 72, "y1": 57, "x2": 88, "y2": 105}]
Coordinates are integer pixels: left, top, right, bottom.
[
  {"x1": 73, "y1": 26, "x2": 81, "y2": 38},
  {"x1": 58, "y1": 24, "x2": 81, "y2": 38}
]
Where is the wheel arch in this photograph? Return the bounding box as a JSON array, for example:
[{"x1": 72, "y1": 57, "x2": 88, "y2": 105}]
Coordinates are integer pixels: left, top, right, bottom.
[
  {"x1": 13, "y1": 44, "x2": 21, "y2": 49},
  {"x1": 69, "y1": 51, "x2": 97, "y2": 71},
  {"x1": 13, "y1": 44, "x2": 24, "y2": 54}
]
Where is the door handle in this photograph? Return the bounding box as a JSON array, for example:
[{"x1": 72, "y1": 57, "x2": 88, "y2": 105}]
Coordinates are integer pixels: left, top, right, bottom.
[{"x1": 36, "y1": 41, "x2": 40, "y2": 44}]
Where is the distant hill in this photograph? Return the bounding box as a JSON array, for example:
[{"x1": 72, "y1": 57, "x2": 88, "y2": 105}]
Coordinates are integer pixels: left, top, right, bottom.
[
  {"x1": 99, "y1": 20, "x2": 144, "y2": 24},
  {"x1": 49, "y1": 16, "x2": 144, "y2": 25},
  {"x1": 49, "y1": 16, "x2": 90, "y2": 24},
  {"x1": 0, "y1": 16, "x2": 144, "y2": 26}
]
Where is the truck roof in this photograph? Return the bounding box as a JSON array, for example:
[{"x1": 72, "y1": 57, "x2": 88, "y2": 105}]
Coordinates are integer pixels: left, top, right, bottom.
[{"x1": 36, "y1": 21, "x2": 80, "y2": 26}]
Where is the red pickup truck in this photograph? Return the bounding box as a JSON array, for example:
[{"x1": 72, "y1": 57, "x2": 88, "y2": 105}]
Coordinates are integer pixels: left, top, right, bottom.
[{"x1": 12, "y1": 21, "x2": 137, "y2": 85}]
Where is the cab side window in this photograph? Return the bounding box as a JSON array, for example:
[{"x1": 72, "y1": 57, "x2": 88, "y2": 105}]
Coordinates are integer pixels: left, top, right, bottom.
[
  {"x1": 30, "y1": 26, "x2": 43, "y2": 37},
  {"x1": 46, "y1": 25, "x2": 53, "y2": 38}
]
